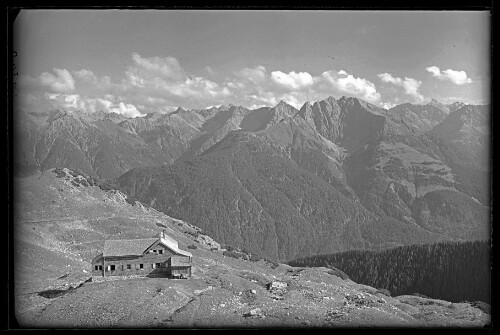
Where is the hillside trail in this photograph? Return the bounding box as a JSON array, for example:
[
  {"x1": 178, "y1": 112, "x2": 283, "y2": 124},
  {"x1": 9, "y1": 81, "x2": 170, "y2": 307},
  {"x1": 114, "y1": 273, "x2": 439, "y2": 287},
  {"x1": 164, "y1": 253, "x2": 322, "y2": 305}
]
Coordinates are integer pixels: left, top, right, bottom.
[{"x1": 19, "y1": 213, "x2": 117, "y2": 224}]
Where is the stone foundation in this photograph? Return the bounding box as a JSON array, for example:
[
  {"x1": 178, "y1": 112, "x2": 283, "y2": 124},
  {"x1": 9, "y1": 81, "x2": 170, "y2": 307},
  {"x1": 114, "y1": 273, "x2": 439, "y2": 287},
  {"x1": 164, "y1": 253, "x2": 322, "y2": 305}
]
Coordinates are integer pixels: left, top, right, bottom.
[{"x1": 91, "y1": 274, "x2": 150, "y2": 283}]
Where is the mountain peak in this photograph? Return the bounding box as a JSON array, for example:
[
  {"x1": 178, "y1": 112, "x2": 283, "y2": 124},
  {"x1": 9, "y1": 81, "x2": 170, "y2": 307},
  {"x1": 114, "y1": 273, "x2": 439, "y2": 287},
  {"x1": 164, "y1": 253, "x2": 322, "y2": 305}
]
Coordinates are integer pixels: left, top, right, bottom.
[
  {"x1": 447, "y1": 101, "x2": 467, "y2": 112},
  {"x1": 217, "y1": 104, "x2": 231, "y2": 111},
  {"x1": 325, "y1": 96, "x2": 337, "y2": 103},
  {"x1": 427, "y1": 99, "x2": 442, "y2": 106},
  {"x1": 337, "y1": 96, "x2": 360, "y2": 105},
  {"x1": 301, "y1": 101, "x2": 312, "y2": 109},
  {"x1": 174, "y1": 107, "x2": 187, "y2": 114},
  {"x1": 275, "y1": 100, "x2": 292, "y2": 108}
]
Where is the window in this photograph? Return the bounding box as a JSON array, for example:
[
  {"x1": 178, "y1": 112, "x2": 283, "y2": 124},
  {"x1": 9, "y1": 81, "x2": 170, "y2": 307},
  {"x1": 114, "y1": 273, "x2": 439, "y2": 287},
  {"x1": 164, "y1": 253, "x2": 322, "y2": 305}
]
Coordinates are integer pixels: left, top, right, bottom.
[
  {"x1": 94, "y1": 265, "x2": 99, "y2": 271},
  {"x1": 156, "y1": 263, "x2": 161, "y2": 268},
  {"x1": 140, "y1": 264, "x2": 144, "y2": 269},
  {"x1": 152, "y1": 263, "x2": 155, "y2": 269},
  {"x1": 127, "y1": 264, "x2": 131, "y2": 270},
  {"x1": 159, "y1": 250, "x2": 164, "y2": 254},
  {"x1": 110, "y1": 265, "x2": 115, "y2": 271}
]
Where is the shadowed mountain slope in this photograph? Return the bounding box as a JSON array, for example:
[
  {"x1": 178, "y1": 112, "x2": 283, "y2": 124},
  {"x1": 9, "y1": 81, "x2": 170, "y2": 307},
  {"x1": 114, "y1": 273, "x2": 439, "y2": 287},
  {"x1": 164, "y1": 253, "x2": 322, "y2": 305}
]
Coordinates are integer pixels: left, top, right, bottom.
[
  {"x1": 115, "y1": 97, "x2": 490, "y2": 262},
  {"x1": 115, "y1": 129, "x2": 448, "y2": 262}
]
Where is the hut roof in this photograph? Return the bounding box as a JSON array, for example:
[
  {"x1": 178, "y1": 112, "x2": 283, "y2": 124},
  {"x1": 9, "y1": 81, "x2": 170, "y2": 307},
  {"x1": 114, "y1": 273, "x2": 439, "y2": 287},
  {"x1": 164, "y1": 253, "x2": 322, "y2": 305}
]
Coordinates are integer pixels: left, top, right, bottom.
[
  {"x1": 102, "y1": 234, "x2": 193, "y2": 258},
  {"x1": 104, "y1": 238, "x2": 157, "y2": 257},
  {"x1": 158, "y1": 236, "x2": 192, "y2": 258}
]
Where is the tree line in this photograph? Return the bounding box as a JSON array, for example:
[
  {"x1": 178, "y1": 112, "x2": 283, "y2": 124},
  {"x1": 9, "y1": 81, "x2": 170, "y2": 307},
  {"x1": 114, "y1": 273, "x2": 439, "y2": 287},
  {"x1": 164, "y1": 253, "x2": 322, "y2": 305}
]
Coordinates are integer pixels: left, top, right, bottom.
[{"x1": 288, "y1": 240, "x2": 490, "y2": 303}]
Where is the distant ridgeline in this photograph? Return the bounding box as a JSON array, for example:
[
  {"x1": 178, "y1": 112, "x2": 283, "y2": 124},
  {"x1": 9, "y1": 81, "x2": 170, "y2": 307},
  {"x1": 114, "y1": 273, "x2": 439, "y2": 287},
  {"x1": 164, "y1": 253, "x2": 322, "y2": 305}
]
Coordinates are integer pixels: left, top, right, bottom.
[{"x1": 288, "y1": 240, "x2": 490, "y2": 304}]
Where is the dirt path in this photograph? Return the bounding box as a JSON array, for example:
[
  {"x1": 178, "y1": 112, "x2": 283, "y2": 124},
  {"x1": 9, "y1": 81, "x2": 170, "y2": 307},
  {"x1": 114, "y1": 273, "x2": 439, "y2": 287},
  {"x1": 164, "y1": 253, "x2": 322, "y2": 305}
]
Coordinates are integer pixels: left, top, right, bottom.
[{"x1": 19, "y1": 213, "x2": 117, "y2": 224}]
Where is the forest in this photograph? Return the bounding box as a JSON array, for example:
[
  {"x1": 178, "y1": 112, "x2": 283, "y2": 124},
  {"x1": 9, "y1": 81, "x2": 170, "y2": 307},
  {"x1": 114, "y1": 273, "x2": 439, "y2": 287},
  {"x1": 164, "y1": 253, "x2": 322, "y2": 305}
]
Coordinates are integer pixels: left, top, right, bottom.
[{"x1": 288, "y1": 240, "x2": 490, "y2": 303}]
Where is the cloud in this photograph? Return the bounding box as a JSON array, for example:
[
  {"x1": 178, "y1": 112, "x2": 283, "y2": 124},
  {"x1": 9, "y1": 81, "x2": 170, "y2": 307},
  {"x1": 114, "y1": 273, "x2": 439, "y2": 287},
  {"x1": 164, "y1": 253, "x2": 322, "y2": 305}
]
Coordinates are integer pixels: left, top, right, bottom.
[
  {"x1": 322, "y1": 70, "x2": 381, "y2": 102},
  {"x1": 92, "y1": 97, "x2": 144, "y2": 118},
  {"x1": 425, "y1": 66, "x2": 441, "y2": 77},
  {"x1": 21, "y1": 53, "x2": 431, "y2": 117},
  {"x1": 45, "y1": 93, "x2": 86, "y2": 110},
  {"x1": 246, "y1": 92, "x2": 278, "y2": 107},
  {"x1": 247, "y1": 104, "x2": 268, "y2": 110},
  {"x1": 378, "y1": 73, "x2": 425, "y2": 103},
  {"x1": 73, "y1": 69, "x2": 97, "y2": 82},
  {"x1": 109, "y1": 101, "x2": 144, "y2": 118},
  {"x1": 41, "y1": 92, "x2": 144, "y2": 118},
  {"x1": 271, "y1": 71, "x2": 314, "y2": 90},
  {"x1": 425, "y1": 66, "x2": 472, "y2": 85},
  {"x1": 131, "y1": 52, "x2": 186, "y2": 81},
  {"x1": 116, "y1": 53, "x2": 236, "y2": 110},
  {"x1": 20, "y1": 68, "x2": 76, "y2": 93},
  {"x1": 381, "y1": 101, "x2": 396, "y2": 110},
  {"x1": 234, "y1": 65, "x2": 267, "y2": 85}
]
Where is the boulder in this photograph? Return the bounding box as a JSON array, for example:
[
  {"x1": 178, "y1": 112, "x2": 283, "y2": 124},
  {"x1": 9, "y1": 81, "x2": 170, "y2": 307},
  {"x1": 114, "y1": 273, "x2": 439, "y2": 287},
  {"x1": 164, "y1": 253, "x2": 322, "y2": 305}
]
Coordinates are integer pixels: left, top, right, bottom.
[
  {"x1": 244, "y1": 308, "x2": 264, "y2": 318},
  {"x1": 267, "y1": 280, "x2": 287, "y2": 293}
]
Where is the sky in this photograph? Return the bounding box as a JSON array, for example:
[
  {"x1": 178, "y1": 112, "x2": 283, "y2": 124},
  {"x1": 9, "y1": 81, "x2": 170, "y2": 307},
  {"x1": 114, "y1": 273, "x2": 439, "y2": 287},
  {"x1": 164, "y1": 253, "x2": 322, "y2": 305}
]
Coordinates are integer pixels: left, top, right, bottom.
[{"x1": 14, "y1": 10, "x2": 490, "y2": 117}]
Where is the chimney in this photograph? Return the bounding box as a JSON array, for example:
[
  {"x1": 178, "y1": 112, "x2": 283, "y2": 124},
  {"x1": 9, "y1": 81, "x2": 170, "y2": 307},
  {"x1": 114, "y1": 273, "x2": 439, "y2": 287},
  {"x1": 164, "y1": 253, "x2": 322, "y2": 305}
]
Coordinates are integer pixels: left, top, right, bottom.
[{"x1": 162, "y1": 230, "x2": 165, "y2": 238}]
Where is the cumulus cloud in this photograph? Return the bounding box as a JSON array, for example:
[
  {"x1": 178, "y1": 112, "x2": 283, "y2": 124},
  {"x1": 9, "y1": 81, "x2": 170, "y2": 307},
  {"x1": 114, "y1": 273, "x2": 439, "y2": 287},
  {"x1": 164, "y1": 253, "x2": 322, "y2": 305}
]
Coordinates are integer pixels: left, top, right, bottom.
[
  {"x1": 18, "y1": 53, "x2": 409, "y2": 117},
  {"x1": 108, "y1": 101, "x2": 144, "y2": 118},
  {"x1": 247, "y1": 104, "x2": 269, "y2": 110},
  {"x1": 425, "y1": 66, "x2": 472, "y2": 85},
  {"x1": 73, "y1": 69, "x2": 97, "y2": 82},
  {"x1": 271, "y1": 71, "x2": 314, "y2": 90},
  {"x1": 42, "y1": 92, "x2": 145, "y2": 118},
  {"x1": 246, "y1": 92, "x2": 278, "y2": 107},
  {"x1": 234, "y1": 65, "x2": 267, "y2": 85},
  {"x1": 91, "y1": 98, "x2": 144, "y2": 118},
  {"x1": 45, "y1": 93, "x2": 86, "y2": 110},
  {"x1": 125, "y1": 54, "x2": 233, "y2": 105},
  {"x1": 20, "y1": 68, "x2": 76, "y2": 93},
  {"x1": 131, "y1": 52, "x2": 186, "y2": 81},
  {"x1": 381, "y1": 101, "x2": 396, "y2": 110},
  {"x1": 378, "y1": 73, "x2": 425, "y2": 103},
  {"x1": 322, "y1": 70, "x2": 381, "y2": 102}
]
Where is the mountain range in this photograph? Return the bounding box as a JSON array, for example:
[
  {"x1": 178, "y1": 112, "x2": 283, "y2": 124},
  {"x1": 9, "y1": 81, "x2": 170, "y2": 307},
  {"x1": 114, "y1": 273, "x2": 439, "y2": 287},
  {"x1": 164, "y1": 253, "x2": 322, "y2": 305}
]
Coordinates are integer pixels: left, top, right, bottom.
[{"x1": 14, "y1": 96, "x2": 491, "y2": 262}]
